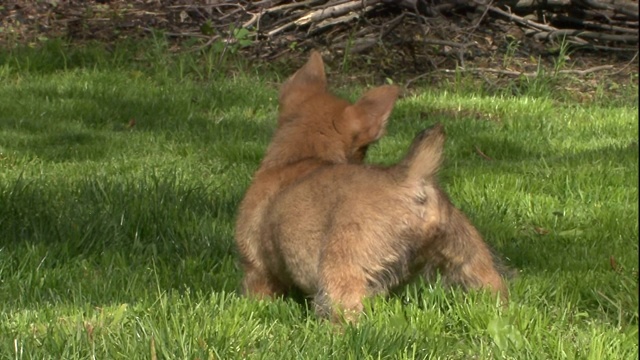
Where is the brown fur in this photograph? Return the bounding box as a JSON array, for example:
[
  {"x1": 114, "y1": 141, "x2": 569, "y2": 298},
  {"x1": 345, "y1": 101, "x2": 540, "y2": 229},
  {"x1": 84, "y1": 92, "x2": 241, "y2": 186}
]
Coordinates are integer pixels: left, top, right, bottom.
[{"x1": 235, "y1": 51, "x2": 507, "y2": 322}]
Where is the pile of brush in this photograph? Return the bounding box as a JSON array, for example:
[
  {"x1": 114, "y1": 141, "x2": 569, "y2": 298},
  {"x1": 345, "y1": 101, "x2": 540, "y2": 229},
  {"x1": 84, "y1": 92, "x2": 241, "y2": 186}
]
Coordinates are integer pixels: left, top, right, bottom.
[
  {"x1": 239, "y1": 0, "x2": 638, "y2": 55},
  {"x1": 2, "y1": 0, "x2": 637, "y2": 62}
]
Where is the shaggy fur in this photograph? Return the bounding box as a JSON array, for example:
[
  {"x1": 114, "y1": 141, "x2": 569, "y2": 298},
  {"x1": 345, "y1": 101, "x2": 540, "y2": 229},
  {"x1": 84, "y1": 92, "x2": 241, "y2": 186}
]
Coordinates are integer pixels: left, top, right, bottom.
[{"x1": 235, "y1": 51, "x2": 507, "y2": 322}]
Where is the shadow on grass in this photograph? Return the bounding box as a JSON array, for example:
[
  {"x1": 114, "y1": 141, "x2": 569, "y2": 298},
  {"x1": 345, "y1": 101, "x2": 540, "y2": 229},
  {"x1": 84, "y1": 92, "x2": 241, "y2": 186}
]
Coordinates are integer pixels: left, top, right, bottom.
[
  {"x1": 442, "y1": 140, "x2": 637, "y2": 272},
  {"x1": 0, "y1": 138, "x2": 637, "y2": 326},
  {"x1": 0, "y1": 75, "x2": 277, "y2": 163},
  {"x1": 0, "y1": 171, "x2": 245, "y2": 302}
]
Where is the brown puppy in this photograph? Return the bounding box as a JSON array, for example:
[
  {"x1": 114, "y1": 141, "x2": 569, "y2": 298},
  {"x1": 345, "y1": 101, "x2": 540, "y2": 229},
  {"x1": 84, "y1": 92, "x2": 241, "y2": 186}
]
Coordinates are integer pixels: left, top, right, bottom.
[
  {"x1": 235, "y1": 51, "x2": 399, "y2": 298},
  {"x1": 235, "y1": 51, "x2": 507, "y2": 321}
]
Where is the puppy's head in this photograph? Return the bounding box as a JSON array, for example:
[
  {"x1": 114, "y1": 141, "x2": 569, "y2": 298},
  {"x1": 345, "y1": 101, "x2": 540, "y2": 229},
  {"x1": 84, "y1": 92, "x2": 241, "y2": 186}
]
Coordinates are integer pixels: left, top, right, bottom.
[{"x1": 276, "y1": 51, "x2": 400, "y2": 164}]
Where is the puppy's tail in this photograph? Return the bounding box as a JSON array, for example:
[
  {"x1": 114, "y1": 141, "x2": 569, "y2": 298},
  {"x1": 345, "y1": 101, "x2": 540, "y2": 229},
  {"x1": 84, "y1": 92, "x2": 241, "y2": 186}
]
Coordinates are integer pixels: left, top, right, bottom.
[{"x1": 400, "y1": 123, "x2": 445, "y2": 183}]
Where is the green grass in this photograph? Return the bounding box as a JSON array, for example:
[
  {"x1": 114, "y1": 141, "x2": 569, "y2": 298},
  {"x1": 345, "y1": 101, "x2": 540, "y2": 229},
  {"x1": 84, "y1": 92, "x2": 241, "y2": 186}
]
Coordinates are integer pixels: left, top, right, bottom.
[{"x1": 0, "y1": 40, "x2": 638, "y2": 359}]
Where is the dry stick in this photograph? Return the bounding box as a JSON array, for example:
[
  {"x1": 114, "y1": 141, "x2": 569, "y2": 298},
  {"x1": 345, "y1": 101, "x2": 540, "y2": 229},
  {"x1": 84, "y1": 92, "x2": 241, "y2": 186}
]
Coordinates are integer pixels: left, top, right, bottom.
[
  {"x1": 511, "y1": 0, "x2": 571, "y2": 7},
  {"x1": 457, "y1": 1, "x2": 494, "y2": 68},
  {"x1": 578, "y1": 0, "x2": 639, "y2": 20},
  {"x1": 567, "y1": 40, "x2": 638, "y2": 51},
  {"x1": 268, "y1": 0, "x2": 384, "y2": 36},
  {"x1": 555, "y1": 15, "x2": 639, "y2": 34},
  {"x1": 312, "y1": 0, "x2": 364, "y2": 10},
  {"x1": 443, "y1": 65, "x2": 614, "y2": 77},
  {"x1": 557, "y1": 65, "x2": 615, "y2": 75},
  {"x1": 466, "y1": 0, "x2": 493, "y2": 34},
  {"x1": 485, "y1": 4, "x2": 638, "y2": 47},
  {"x1": 311, "y1": 6, "x2": 377, "y2": 33},
  {"x1": 265, "y1": 0, "x2": 325, "y2": 12},
  {"x1": 486, "y1": 5, "x2": 557, "y2": 32},
  {"x1": 534, "y1": 29, "x2": 638, "y2": 43},
  {"x1": 423, "y1": 38, "x2": 477, "y2": 48},
  {"x1": 150, "y1": 337, "x2": 157, "y2": 360},
  {"x1": 184, "y1": 35, "x2": 222, "y2": 53},
  {"x1": 295, "y1": 0, "x2": 383, "y2": 26},
  {"x1": 524, "y1": 28, "x2": 589, "y2": 45},
  {"x1": 267, "y1": 21, "x2": 296, "y2": 37},
  {"x1": 247, "y1": 0, "x2": 325, "y2": 28},
  {"x1": 579, "y1": 8, "x2": 639, "y2": 26},
  {"x1": 380, "y1": 13, "x2": 405, "y2": 37},
  {"x1": 313, "y1": 0, "x2": 361, "y2": 9},
  {"x1": 243, "y1": 12, "x2": 261, "y2": 28},
  {"x1": 142, "y1": 27, "x2": 211, "y2": 39},
  {"x1": 609, "y1": 51, "x2": 639, "y2": 75},
  {"x1": 266, "y1": 12, "x2": 305, "y2": 36},
  {"x1": 165, "y1": 2, "x2": 244, "y2": 28},
  {"x1": 167, "y1": 3, "x2": 245, "y2": 10},
  {"x1": 475, "y1": 146, "x2": 493, "y2": 161},
  {"x1": 250, "y1": 0, "x2": 281, "y2": 8},
  {"x1": 335, "y1": 35, "x2": 378, "y2": 53},
  {"x1": 405, "y1": 64, "x2": 615, "y2": 87},
  {"x1": 220, "y1": 6, "x2": 247, "y2": 21}
]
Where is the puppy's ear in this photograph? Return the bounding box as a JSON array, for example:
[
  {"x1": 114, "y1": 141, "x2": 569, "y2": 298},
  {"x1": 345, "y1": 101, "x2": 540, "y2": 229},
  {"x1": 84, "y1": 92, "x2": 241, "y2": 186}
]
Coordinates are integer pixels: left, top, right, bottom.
[
  {"x1": 343, "y1": 85, "x2": 400, "y2": 146},
  {"x1": 279, "y1": 51, "x2": 326, "y2": 109}
]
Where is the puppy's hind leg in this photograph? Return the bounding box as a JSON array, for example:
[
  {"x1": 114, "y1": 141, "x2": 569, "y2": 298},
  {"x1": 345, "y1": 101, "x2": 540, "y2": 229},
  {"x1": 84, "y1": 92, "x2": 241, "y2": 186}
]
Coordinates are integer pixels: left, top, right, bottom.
[
  {"x1": 240, "y1": 261, "x2": 287, "y2": 299},
  {"x1": 315, "y1": 228, "x2": 371, "y2": 323},
  {"x1": 433, "y1": 208, "x2": 508, "y2": 303},
  {"x1": 315, "y1": 264, "x2": 368, "y2": 323}
]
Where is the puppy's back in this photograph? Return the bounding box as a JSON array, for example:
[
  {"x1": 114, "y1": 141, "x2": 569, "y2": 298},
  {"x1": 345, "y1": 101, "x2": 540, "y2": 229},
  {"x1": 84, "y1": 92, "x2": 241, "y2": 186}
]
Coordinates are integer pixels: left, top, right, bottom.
[{"x1": 266, "y1": 163, "x2": 417, "y2": 291}]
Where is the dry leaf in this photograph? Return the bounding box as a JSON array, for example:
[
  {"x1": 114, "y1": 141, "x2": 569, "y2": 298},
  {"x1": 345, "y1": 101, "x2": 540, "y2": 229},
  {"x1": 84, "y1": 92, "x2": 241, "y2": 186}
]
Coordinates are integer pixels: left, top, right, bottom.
[{"x1": 534, "y1": 226, "x2": 549, "y2": 235}]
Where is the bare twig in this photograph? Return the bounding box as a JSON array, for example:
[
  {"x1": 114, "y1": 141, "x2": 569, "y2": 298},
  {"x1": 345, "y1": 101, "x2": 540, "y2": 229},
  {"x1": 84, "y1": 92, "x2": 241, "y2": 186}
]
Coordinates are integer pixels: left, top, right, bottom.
[
  {"x1": 167, "y1": 3, "x2": 246, "y2": 11},
  {"x1": 609, "y1": 51, "x2": 639, "y2": 75},
  {"x1": 406, "y1": 64, "x2": 617, "y2": 87},
  {"x1": 578, "y1": 0, "x2": 639, "y2": 20},
  {"x1": 295, "y1": 0, "x2": 383, "y2": 26},
  {"x1": 486, "y1": 5, "x2": 558, "y2": 32},
  {"x1": 475, "y1": 146, "x2": 493, "y2": 161},
  {"x1": 534, "y1": 29, "x2": 638, "y2": 43},
  {"x1": 380, "y1": 13, "x2": 405, "y2": 39},
  {"x1": 423, "y1": 38, "x2": 477, "y2": 48},
  {"x1": 442, "y1": 65, "x2": 614, "y2": 77},
  {"x1": 243, "y1": 12, "x2": 261, "y2": 28},
  {"x1": 266, "y1": 0, "x2": 324, "y2": 13},
  {"x1": 466, "y1": 0, "x2": 493, "y2": 34},
  {"x1": 184, "y1": 35, "x2": 222, "y2": 53},
  {"x1": 555, "y1": 15, "x2": 639, "y2": 35},
  {"x1": 310, "y1": 6, "x2": 377, "y2": 34},
  {"x1": 267, "y1": 21, "x2": 296, "y2": 37},
  {"x1": 557, "y1": 64, "x2": 615, "y2": 75},
  {"x1": 142, "y1": 27, "x2": 210, "y2": 39}
]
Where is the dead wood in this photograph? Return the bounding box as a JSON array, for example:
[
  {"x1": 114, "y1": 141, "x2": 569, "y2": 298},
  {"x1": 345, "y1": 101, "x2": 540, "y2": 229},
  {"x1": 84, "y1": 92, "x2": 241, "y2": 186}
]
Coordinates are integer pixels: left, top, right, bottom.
[{"x1": 1, "y1": 0, "x2": 637, "y2": 79}]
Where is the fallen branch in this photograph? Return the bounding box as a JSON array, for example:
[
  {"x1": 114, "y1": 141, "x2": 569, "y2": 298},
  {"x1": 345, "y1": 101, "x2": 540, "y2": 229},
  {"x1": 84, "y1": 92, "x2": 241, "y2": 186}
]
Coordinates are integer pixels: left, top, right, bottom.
[
  {"x1": 554, "y1": 15, "x2": 639, "y2": 35},
  {"x1": 486, "y1": 5, "x2": 558, "y2": 33},
  {"x1": 310, "y1": 5, "x2": 377, "y2": 33},
  {"x1": 534, "y1": 29, "x2": 638, "y2": 43},
  {"x1": 609, "y1": 51, "x2": 639, "y2": 75},
  {"x1": 577, "y1": 0, "x2": 639, "y2": 20},
  {"x1": 295, "y1": 0, "x2": 383, "y2": 26},
  {"x1": 475, "y1": 146, "x2": 493, "y2": 161},
  {"x1": 406, "y1": 64, "x2": 616, "y2": 87},
  {"x1": 448, "y1": 64, "x2": 615, "y2": 77}
]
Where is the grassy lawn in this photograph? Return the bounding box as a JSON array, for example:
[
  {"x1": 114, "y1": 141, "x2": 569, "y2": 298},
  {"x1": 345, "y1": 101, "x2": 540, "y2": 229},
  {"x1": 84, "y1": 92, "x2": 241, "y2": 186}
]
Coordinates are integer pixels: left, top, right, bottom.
[{"x1": 0, "y1": 41, "x2": 637, "y2": 359}]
